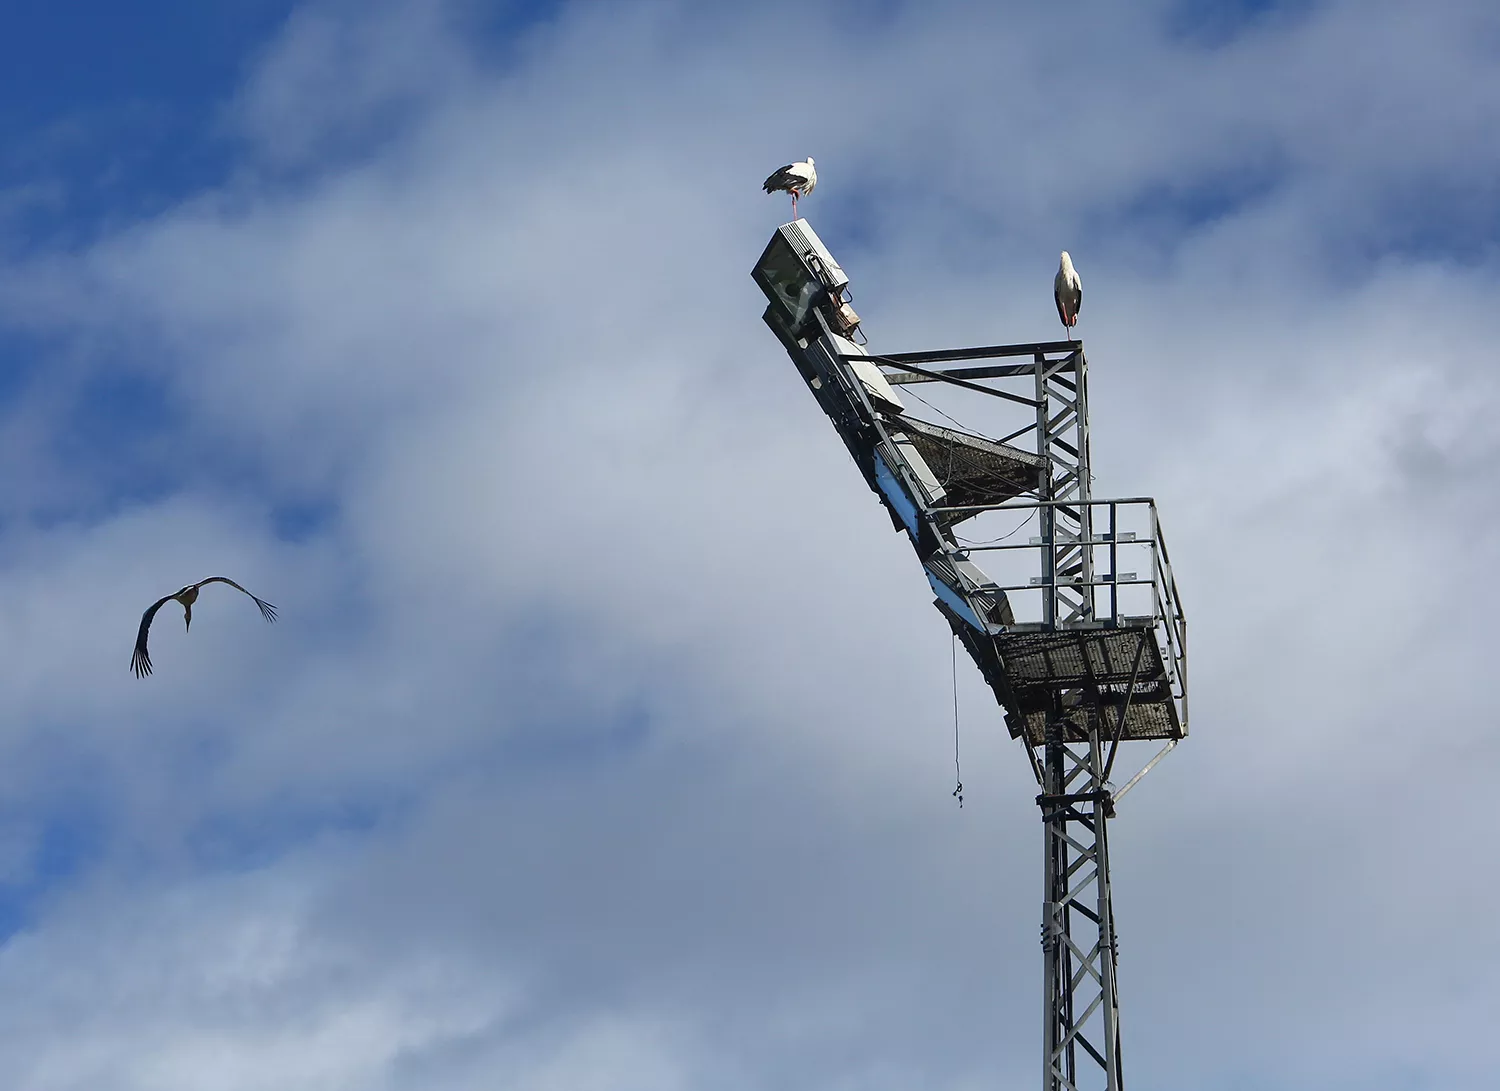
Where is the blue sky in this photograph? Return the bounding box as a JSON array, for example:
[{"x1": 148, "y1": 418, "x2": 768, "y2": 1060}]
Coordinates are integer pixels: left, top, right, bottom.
[
  {"x1": 0, "y1": 3, "x2": 289, "y2": 240},
  {"x1": 0, "y1": 1, "x2": 1497, "y2": 1088}
]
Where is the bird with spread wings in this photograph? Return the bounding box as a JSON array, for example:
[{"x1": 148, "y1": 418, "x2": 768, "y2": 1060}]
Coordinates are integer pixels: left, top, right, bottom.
[{"x1": 131, "y1": 577, "x2": 277, "y2": 678}]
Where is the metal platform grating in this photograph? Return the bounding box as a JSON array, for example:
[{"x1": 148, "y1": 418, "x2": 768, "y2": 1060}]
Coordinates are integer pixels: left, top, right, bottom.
[
  {"x1": 895, "y1": 416, "x2": 1047, "y2": 527},
  {"x1": 1008, "y1": 691, "x2": 1181, "y2": 746},
  {"x1": 993, "y1": 626, "x2": 1182, "y2": 745},
  {"x1": 994, "y1": 626, "x2": 1167, "y2": 688}
]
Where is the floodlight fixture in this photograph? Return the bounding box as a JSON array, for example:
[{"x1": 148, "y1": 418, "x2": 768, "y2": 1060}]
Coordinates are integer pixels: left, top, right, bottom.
[{"x1": 753, "y1": 219, "x2": 861, "y2": 343}]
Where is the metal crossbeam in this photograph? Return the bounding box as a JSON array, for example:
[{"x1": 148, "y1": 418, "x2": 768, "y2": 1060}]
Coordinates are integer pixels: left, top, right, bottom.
[{"x1": 864, "y1": 339, "x2": 1084, "y2": 365}]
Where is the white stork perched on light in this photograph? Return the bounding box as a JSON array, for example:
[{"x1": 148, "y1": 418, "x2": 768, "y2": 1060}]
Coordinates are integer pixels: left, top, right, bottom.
[
  {"x1": 131, "y1": 577, "x2": 277, "y2": 678},
  {"x1": 1054, "y1": 251, "x2": 1082, "y2": 340},
  {"x1": 763, "y1": 158, "x2": 816, "y2": 219}
]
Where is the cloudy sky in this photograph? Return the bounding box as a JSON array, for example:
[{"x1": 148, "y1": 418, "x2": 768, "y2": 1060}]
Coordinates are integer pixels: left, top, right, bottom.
[{"x1": 0, "y1": 0, "x2": 1496, "y2": 1087}]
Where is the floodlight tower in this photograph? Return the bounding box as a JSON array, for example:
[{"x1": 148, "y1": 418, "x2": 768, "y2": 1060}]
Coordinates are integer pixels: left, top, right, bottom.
[{"x1": 753, "y1": 221, "x2": 1188, "y2": 1091}]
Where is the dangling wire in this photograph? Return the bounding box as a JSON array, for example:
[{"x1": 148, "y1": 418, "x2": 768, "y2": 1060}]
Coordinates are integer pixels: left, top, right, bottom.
[
  {"x1": 951, "y1": 634, "x2": 964, "y2": 808},
  {"x1": 904, "y1": 385, "x2": 995, "y2": 441},
  {"x1": 956, "y1": 507, "x2": 1037, "y2": 547}
]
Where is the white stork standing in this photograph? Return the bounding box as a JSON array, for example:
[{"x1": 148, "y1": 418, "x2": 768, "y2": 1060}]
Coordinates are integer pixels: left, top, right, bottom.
[
  {"x1": 131, "y1": 576, "x2": 278, "y2": 678},
  {"x1": 1054, "y1": 251, "x2": 1082, "y2": 340},
  {"x1": 762, "y1": 158, "x2": 817, "y2": 219}
]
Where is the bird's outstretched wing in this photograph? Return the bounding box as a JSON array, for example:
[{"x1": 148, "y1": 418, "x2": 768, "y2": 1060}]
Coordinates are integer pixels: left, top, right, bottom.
[
  {"x1": 131, "y1": 595, "x2": 174, "y2": 678},
  {"x1": 198, "y1": 577, "x2": 279, "y2": 623}
]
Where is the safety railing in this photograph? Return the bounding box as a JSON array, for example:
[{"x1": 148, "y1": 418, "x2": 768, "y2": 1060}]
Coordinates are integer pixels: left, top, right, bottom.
[{"x1": 934, "y1": 496, "x2": 1188, "y2": 721}]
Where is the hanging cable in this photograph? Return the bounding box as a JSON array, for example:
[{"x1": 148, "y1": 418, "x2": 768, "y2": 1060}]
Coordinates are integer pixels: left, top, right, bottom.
[
  {"x1": 956, "y1": 507, "x2": 1037, "y2": 547},
  {"x1": 904, "y1": 386, "x2": 996, "y2": 441},
  {"x1": 951, "y1": 634, "x2": 964, "y2": 808}
]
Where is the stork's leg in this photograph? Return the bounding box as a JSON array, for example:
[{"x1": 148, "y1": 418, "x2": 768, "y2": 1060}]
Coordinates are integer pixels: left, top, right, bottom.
[{"x1": 791, "y1": 192, "x2": 798, "y2": 219}]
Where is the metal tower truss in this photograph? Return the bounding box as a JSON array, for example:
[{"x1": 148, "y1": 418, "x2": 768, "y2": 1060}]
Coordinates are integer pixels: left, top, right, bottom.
[
  {"x1": 1036, "y1": 349, "x2": 1092, "y2": 628},
  {"x1": 753, "y1": 219, "x2": 1189, "y2": 1091}
]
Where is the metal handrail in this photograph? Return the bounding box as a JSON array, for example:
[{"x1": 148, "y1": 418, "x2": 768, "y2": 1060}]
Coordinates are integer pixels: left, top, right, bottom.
[{"x1": 954, "y1": 496, "x2": 1188, "y2": 727}]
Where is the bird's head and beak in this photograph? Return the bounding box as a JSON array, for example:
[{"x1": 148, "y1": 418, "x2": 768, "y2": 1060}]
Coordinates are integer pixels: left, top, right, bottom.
[
  {"x1": 176, "y1": 585, "x2": 199, "y2": 632},
  {"x1": 1060, "y1": 251, "x2": 1074, "y2": 274}
]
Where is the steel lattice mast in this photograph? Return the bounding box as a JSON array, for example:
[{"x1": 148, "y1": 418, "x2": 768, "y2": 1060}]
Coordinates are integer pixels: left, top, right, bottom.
[
  {"x1": 1033, "y1": 347, "x2": 1124, "y2": 1090},
  {"x1": 752, "y1": 220, "x2": 1188, "y2": 1091}
]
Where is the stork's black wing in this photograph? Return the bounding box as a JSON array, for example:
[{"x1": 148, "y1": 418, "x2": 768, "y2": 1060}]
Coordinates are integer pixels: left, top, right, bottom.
[
  {"x1": 131, "y1": 595, "x2": 174, "y2": 678},
  {"x1": 762, "y1": 164, "x2": 798, "y2": 193},
  {"x1": 197, "y1": 577, "x2": 278, "y2": 623},
  {"x1": 1054, "y1": 283, "x2": 1081, "y2": 327}
]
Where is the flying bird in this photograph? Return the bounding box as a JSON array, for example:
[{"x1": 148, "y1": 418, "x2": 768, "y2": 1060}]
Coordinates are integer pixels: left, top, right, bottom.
[
  {"x1": 763, "y1": 157, "x2": 817, "y2": 219},
  {"x1": 1054, "y1": 251, "x2": 1082, "y2": 340},
  {"x1": 131, "y1": 577, "x2": 277, "y2": 678}
]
